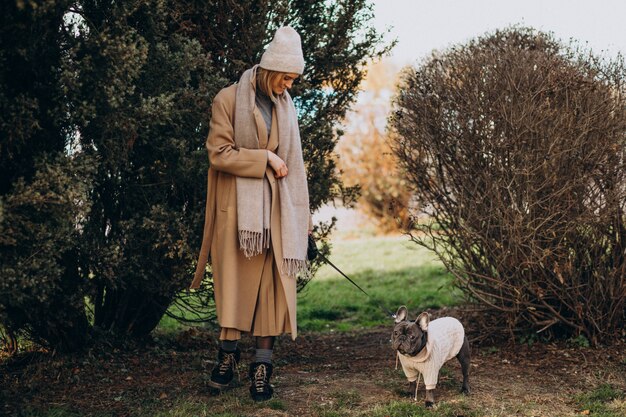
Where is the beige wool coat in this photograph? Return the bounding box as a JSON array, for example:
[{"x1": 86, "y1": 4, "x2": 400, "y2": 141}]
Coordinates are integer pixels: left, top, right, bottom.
[{"x1": 191, "y1": 80, "x2": 308, "y2": 339}]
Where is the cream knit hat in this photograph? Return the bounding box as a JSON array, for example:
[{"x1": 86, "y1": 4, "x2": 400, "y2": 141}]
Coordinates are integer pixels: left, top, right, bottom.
[{"x1": 259, "y1": 26, "x2": 305, "y2": 74}]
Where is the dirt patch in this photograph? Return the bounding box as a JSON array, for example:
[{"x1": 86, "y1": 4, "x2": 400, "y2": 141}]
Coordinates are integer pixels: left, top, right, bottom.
[{"x1": 1, "y1": 319, "x2": 625, "y2": 417}]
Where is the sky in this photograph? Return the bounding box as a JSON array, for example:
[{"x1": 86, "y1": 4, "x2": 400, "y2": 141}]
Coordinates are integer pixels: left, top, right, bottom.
[{"x1": 371, "y1": 0, "x2": 626, "y2": 66}]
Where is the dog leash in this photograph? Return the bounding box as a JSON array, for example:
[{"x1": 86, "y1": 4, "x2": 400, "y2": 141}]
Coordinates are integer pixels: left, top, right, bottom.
[{"x1": 316, "y1": 252, "x2": 396, "y2": 319}]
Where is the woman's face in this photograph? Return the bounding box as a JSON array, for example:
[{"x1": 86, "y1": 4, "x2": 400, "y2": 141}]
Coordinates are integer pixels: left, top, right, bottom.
[{"x1": 270, "y1": 73, "x2": 299, "y2": 95}]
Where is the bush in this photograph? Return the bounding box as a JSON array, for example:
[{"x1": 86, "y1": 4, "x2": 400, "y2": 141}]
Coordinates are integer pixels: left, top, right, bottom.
[
  {"x1": 0, "y1": 157, "x2": 93, "y2": 352},
  {"x1": 390, "y1": 27, "x2": 626, "y2": 344},
  {"x1": 68, "y1": 0, "x2": 222, "y2": 336},
  {"x1": 0, "y1": 0, "x2": 92, "y2": 352}
]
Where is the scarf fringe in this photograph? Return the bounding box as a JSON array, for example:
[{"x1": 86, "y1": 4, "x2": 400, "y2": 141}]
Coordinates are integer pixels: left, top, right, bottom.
[
  {"x1": 281, "y1": 258, "x2": 310, "y2": 279},
  {"x1": 239, "y1": 229, "x2": 270, "y2": 258}
]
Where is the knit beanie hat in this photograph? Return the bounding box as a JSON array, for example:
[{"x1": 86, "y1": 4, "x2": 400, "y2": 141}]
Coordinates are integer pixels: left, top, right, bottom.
[{"x1": 259, "y1": 26, "x2": 305, "y2": 74}]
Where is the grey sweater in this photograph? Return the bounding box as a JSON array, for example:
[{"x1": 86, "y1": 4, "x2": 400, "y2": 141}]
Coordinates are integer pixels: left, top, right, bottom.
[{"x1": 255, "y1": 90, "x2": 273, "y2": 135}]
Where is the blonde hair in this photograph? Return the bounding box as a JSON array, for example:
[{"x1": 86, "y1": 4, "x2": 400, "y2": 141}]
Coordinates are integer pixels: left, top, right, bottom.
[{"x1": 256, "y1": 68, "x2": 283, "y2": 101}]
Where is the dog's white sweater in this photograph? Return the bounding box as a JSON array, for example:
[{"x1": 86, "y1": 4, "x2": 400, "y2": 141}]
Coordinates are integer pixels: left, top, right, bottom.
[{"x1": 397, "y1": 317, "x2": 465, "y2": 390}]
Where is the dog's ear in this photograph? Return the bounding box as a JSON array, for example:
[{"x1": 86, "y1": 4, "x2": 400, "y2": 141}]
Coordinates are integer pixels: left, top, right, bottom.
[
  {"x1": 416, "y1": 312, "x2": 430, "y2": 331},
  {"x1": 394, "y1": 306, "x2": 408, "y2": 323}
]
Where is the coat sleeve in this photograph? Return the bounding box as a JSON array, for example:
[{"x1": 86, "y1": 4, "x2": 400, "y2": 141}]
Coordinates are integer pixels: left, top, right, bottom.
[{"x1": 206, "y1": 89, "x2": 268, "y2": 178}]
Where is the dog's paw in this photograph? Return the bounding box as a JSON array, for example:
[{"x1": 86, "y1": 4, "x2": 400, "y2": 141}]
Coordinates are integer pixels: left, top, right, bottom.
[{"x1": 405, "y1": 380, "x2": 417, "y2": 397}]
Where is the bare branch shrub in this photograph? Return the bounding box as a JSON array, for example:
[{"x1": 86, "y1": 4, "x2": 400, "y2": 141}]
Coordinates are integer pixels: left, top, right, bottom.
[{"x1": 390, "y1": 27, "x2": 626, "y2": 344}]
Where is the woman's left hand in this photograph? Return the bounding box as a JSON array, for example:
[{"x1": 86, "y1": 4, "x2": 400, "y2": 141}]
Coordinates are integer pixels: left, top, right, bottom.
[{"x1": 267, "y1": 151, "x2": 288, "y2": 178}]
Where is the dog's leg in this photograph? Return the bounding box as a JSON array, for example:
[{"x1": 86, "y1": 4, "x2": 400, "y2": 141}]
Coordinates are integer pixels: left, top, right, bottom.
[
  {"x1": 456, "y1": 336, "x2": 471, "y2": 394},
  {"x1": 424, "y1": 389, "x2": 435, "y2": 408},
  {"x1": 407, "y1": 380, "x2": 417, "y2": 398}
]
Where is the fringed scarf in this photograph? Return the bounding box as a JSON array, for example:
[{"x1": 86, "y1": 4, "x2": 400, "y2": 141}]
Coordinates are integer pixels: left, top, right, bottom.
[{"x1": 234, "y1": 65, "x2": 310, "y2": 278}]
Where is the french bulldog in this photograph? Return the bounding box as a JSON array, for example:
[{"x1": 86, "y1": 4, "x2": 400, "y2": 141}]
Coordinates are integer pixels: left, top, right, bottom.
[{"x1": 391, "y1": 306, "x2": 470, "y2": 407}]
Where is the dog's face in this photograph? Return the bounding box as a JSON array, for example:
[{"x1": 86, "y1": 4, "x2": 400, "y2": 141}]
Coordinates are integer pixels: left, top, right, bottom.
[{"x1": 391, "y1": 306, "x2": 429, "y2": 357}]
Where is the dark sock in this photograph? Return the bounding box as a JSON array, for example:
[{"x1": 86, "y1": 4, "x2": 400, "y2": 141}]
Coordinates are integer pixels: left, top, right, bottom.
[
  {"x1": 255, "y1": 348, "x2": 273, "y2": 364},
  {"x1": 220, "y1": 339, "x2": 238, "y2": 352}
]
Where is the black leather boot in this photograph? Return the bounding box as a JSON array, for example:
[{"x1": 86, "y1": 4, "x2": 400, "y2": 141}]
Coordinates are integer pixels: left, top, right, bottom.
[
  {"x1": 248, "y1": 362, "x2": 274, "y2": 401},
  {"x1": 208, "y1": 347, "x2": 240, "y2": 390}
]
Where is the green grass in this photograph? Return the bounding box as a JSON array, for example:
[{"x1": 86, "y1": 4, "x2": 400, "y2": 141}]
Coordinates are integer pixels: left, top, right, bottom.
[
  {"x1": 363, "y1": 399, "x2": 477, "y2": 417},
  {"x1": 574, "y1": 384, "x2": 626, "y2": 417},
  {"x1": 311, "y1": 389, "x2": 363, "y2": 416},
  {"x1": 298, "y1": 236, "x2": 461, "y2": 332},
  {"x1": 158, "y1": 314, "x2": 186, "y2": 333}
]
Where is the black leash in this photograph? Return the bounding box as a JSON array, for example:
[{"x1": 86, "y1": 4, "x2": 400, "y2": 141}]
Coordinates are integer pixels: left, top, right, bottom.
[{"x1": 316, "y1": 251, "x2": 396, "y2": 319}]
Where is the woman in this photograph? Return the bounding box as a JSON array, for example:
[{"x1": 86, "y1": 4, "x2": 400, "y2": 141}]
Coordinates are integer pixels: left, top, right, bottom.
[{"x1": 190, "y1": 26, "x2": 311, "y2": 402}]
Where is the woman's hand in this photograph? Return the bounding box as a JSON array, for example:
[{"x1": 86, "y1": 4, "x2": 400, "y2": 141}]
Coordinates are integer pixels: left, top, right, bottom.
[{"x1": 267, "y1": 151, "x2": 288, "y2": 178}]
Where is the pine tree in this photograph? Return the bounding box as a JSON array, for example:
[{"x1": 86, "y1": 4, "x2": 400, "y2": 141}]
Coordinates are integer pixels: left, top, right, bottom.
[
  {"x1": 71, "y1": 0, "x2": 223, "y2": 335},
  {"x1": 0, "y1": 0, "x2": 92, "y2": 352}
]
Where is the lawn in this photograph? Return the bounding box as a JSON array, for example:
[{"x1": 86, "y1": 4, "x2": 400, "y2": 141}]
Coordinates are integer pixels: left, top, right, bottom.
[{"x1": 298, "y1": 235, "x2": 463, "y2": 332}]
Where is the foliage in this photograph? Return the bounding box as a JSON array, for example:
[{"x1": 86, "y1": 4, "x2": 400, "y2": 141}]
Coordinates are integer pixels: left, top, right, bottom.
[
  {"x1": 339, "y1": 119, "x2": 411, "y2": 233},
  {"x1": 0, "y1": 0, "x2": 92, "y2": 352},
  {"x1": 343, "y1": 128, "x2": 412, "y2": 233},
  {"x1": 0, "y1": 0, "x2": 391, "y2": 350},
  {"x1": 390, "y1": 27, "x2": 626, "y2": 344},
  {"x1": 338, "y1": 60, "x2": 412, "y2": 233},
  {"x1": 67, "y1": 0, "x2": 222, "y2": 336}
]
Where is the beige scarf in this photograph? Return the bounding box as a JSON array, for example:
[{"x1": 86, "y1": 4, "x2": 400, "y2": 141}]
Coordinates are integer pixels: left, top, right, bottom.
[{"x1": 234, "y1": 65, "x2": 310, "y2": 278}]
